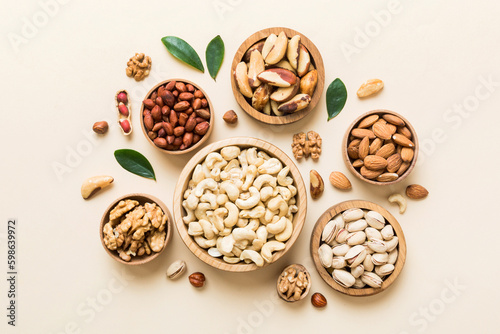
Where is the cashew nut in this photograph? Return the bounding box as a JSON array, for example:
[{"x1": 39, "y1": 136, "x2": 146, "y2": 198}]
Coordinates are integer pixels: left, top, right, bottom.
[
  {"x1": 207, "y1": 208, "x2": 227, "y2": 232},
  {"x1": 236, "y1": 218, "x2": 249, "y2": 228},
  {"x1": 260, "y1": 186, "x2": 274, "y2": 202},
  {"x1": 217, "y1": 194, "x2": 229, "y2": 206},
  {"x1": 234, "y1": 239, "x2": 249, "y2": 249},
  {"x1": 240, "y1": 250, "x2": 264, "y2": 267},
  {"x1": 220, "y1": 181, "x2": 240, "y2": 202},
  {"x1": 232, "y1": 227, "x2": 256, "y2": 241},
  {"x1": 239, "y1": 206, "x2": 266, "y2": 219},
  {"x1": 221, "y1": 146, "x2": 241, "y2": 161},
  {"x1": 188, "y1": 221, "x2": 203, "y2": 236},
  {"x1": 388, "y1": 193, "x2": 407, "y2": 214},
  {"x1": 201, "y1": 162, "x2": 211, "y2": 178},
  {"x1": 210, "y1": 167, "x2": 221, "y2": 181},
  {"x1": 268, "y1": 196, "x2": 288, "y2": 217},
  {"x1": 238, "y1": 149, "x2": 248, "y2": 168},
  {"x1": 206, "y1": 152, "x2": 226, "y2": 169},
  {"x1": 201, "y1": 192, "x2": 218, "y2": 209},
  {"x1": 246, "y1": 148, "x2": 265, "y2": 167},
  {"x1": 266, "y1": 216, "x2": 287, "y2": 234},
  {"x1": 277, "y1": 167, "x2": 293, "y2": 186},
  {"x1": 199, "y1": 219, "x2": 217, "y2": 240},
  {"x1": 242, "y1": 165, "x2": 258, "y2": 191},
  {"x1": 252, "y1": 226, "x2": 268, "y2": 251},
  {"x1": 246, "y1": 218, "x2": 260, "y2": 231},
  {"x1": 193, "y1": 178, "x2": 218, "y2": 197},
  {"x1": 219, "y1": 234, "x2": 235, "y2": 256},
  {"x1": 81, "y1": 175, "x2": 114, "y2": 199},
  {"x1": 277, "y1": 187, "x2": 292, "y2": 202},
  {"x1": 235, "y1": 187, "x2": 260, "y2": 209},
  {"x1": 223, "y1": 256, "x2": 241, "y2": 264},
  {"x1": 275, "y1": 218, "x2": 293, "y2": 242},
  {"x1": 195, "y1": 203, "x2": 211, "y2": 221},
  {"x1": 261, "y1": 241, "x2": 286, "y2": 263},
  {"x1": 224, "y1": 159, "x2": 240, "y2": 172},
  {"x1": 185, "y1": 193, "x2": 199, "y2": 211},
  {"x1": 258, "y1": 151, "x2": 271, "y2": 160},
  {"x1": 253, "y1": 174, "x2": 277, "y2": 190},
  {"x1": 258, "y1": 158, "x2": 282, "y2": 175},
  {"x1": 195, "y1": 236, "x2": 216, "y2": 249},
  {"x1": 224, "y1": 202, "x2": 239, "y2": 227},
  {"x1": 192, "y1": 164, "x2": 205, "y2": 185},
  {"x1": 182, "y1": 201, "x2": 196, "y2": 224}
]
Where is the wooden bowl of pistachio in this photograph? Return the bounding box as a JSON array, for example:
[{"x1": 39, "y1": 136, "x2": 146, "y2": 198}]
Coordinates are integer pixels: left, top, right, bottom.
[
  {"x1": 99, "y1": 193, "x2": 172, "y2": 265},
  {"x1": 310, "y1": 200, "x2": 407, "y2": 297},
  {"x1": 231, "y1": 27, "x2": 325, "y2": 125}
]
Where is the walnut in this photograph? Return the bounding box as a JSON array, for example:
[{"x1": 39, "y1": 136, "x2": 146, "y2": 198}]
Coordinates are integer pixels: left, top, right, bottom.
[
  {"x1": 126, "y1": 53, "x2": 152, "y2": 81},
  {"x1": 109, "y1": 199, "x2": 139, "y2": 221},
  {"x1": 103, "y1": 223, "x2": 117, "y2": 250},
  {"x1": 292, "y1": 131, "x2": 322, "y2": 160}
]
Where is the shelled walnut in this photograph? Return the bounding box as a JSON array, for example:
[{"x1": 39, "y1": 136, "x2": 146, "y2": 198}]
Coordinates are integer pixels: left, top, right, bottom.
[
  {"x1": 277, "y1": 264, "x2": 311, "y2": 302},
  {"x1": 292, "y1": 131, "x2": 322, "y2": 160},
  {"x1": 126, "y1": 53, "x2": 152, "y2": 81}
]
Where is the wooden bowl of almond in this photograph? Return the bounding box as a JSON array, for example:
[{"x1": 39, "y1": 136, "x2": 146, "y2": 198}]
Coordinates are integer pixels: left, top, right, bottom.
[
  {"x1": 231, "y1": 27, "x2": 325, "y2": 125},
  {"x1": 342, "y1": 110, "x2": 419, "y2": 185}
]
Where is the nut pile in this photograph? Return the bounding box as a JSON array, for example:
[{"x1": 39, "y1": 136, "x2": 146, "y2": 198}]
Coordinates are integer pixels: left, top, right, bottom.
[
  {"x1": 116, "y1": 90, "x2": 132, "y2": 135},
  {"x1": 318, "y1": 208, "x2": 399, "y2": 289},
  {"x1": 142, "y1": 80, "x2": 211, "y2": 151},
  {"x1": 235, "y1": 31, "x2": 318, "y2": 116},
  {"x1": 126, "y1": 53, "x2": 151, "y2": 81},
  {"x1": 182, "y1": 146, "x2": 298, "y2": 266},
  {"x1": 277, "y1": 264, "x2": 311, "y2": 302},
  {"x1": 103, "y1": 199, "x2": 167, "y2": 262},
  {"x1": 292, "y1": 131, "x2": 322, "y2": 160},
  {"x1": 347, "y1": 113, "x2": 415, "y2": 182}
]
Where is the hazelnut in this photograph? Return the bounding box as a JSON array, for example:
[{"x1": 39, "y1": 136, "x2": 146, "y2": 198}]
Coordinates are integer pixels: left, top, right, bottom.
[
  {"x1": 92, "y1": 121, "x2": 108, "y2": 134},
  {"x1": 223, "y1": 110, "x2": 238, "y2": 124},
  {"x1": 189, "y1": 272, "x2": 205, "y2": 288},
  {"x1": 311, "y1": 293, "x2": 327, "y2": 308}
]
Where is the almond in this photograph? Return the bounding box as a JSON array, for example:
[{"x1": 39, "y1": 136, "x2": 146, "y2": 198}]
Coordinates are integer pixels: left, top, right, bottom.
[
  {"x1": 358, "y1": 136, "x2": 370, "y2": 160},
  {"x1": 286, "y1": 35, "x2": 301, "y2": 70},
  {"x1": 372, "y1": 122, "x2": 392, "y2": 140},
  {"x1": 375, "y1": 143, "x2": 396, "y2": 159},
  {"x1": 351, "y1": 128, "x2": 376, "y2": 139},
  {"x1": 386, "y1": 123, "x2": 397, "y2": 135},
  {"x1": 397, "y1": 126, "x2": 412, "y2": 139},
  {"x1": 349, "y1": 138, "x2": 361, "y2": 148},
  {"x1": 247, "y1": 50, "x2": 265, "y2": 88},
  {"x1": 360, "y1": 166, "x2": 383, "y2": 180},
  {"x1": 352, "y1": 159, "x2": 364, "y2": 168},
  {"x1": 406, "y1": 184, "x2": 429, "y2": 199},
  {"x1": 377, "y1": 173, "x2": 399, "y2": 182},
  {"x1": 369, "y1": 138, "x2": 383, "y2": 155},
  {"x1": 396, "y1": 161, "x2": 410, "y2": 175},
  {"x1": 392, "y1": 134, "x2": 414, "y2": 148},
  {"x1": 329, "y1": 171, "x2": 352, "y2": 190},
  {"x1": 386, "y1": 153, "x2": 403, "y2": 173},
  {"x1": 310, "y1": 170, "x2": 324, "y2": 199},
  {"x1": 257, "y1": 68, "x2": 297, "y2": 87},
  {"x1": 358, "y1": 114, "x2": 379, "y2": 128},
  {"x1": 357, "y1": 79, "x2": 384, "y2": 98},
  {"x1": 296, "y1": 44, "x2": 311, "y2": 77},
  {"x1": 265, "y1": 31, "x2": 287, "y2": 65},
  {"x1": 401, "y1": 147, "x2": 414, "y2": 162},
  {"x1": 364, "y1": 155, "x2": 388, "y2": 170},
  {"x1": 347, "y1": 146, "x2": 359, "y2": 159},
  {"x1": 234, "y1": 62, "x2": 253, "y2": 98},
  {"x1": 383, "y1": 114, "x2": 405, "y2": 126}
]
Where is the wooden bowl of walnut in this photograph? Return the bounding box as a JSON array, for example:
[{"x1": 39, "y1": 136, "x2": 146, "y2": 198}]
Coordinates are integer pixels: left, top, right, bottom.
[
  {"x1": 342, "y1": 110, "x2": 419, "y2": 185},
  {"x1": 310, "y1": 200, "x2": 407, "y2": 297},
  {"x1": 173, "y1": 137, "x2": 307, "y2": 272},
  {"x1": 231, "y1": 27, "x2": 325, "y2": 125},
  {"x1": 99, "y1": 193, "x2": 172, "y2": 265}
]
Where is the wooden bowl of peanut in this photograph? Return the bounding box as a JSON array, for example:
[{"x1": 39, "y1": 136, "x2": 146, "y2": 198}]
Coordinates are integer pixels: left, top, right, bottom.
[
  {"x1": 342, "y1": 110, "x2": 419, "y2": 185},
  {"x1": 231, "y1": 27, "x2": 325, "y2": 125},
  {"x1": 99, "y1": 193, "x2": 172, "y2": 265}
]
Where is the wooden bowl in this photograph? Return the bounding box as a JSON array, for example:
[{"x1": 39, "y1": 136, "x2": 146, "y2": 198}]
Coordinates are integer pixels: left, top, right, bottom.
[
  {"x1": 231, "y1": 27, "x2": 325, "y2": 125},
  {"x1": 342, "y1": 109, "x2": 419, "y2": 186},
  {"x1": 140, "y1": 79, "x2": 214, "y2": 155},
  {"x1": 310, "y1": 200, "x2": 407, "y2": 297},
  {"x1": 276, "y1": 264, "x2": 311, "y2": 302},
  {"x1": 99, "y1": 193, "x2": 172, "y2": 265},
  {"x1": 173, "y1": 137, "x2": 307, "y2": 272}
]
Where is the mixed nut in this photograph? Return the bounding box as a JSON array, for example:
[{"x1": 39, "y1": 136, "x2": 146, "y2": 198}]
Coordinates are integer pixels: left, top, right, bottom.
[
  {"x1": 142, "y1": 80, "x2": 211, "y2": 151},
  {"x1": 102, "y1": 199, "x2": 168, "y2": 262},
  {"x1": 346, "y1": 112, "x2": 415, "y2": 182},
  {"x1": 277, "y1": 264, "x2": 311, "y2": 302},
  {"x1": 116, "y1": 90, "x2": 132, "y2": 135},
  {"x1": 182, "y1": 146, "x2": 298, "y2": 266},
  {"x1": 317, "y1": 207, "x2": 399, "y2": 289},
  {"x1": 235, "y1": 31, "x2": 318, "y2": 116}
]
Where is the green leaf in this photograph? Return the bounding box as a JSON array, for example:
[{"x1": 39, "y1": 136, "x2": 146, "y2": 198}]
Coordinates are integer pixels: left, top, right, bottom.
[
  {"x1": 326, "y1": 78, "x2": 347, "y2": 121},
  {"x1": 206, "y1": 35, "x2": 225, "y2": 80},
  {"x1": 161, "y1": 36, "x2": 204, "y2": 72},
  {"x1": 114, "y1": 149, "x2": 156, "y2": 181}
]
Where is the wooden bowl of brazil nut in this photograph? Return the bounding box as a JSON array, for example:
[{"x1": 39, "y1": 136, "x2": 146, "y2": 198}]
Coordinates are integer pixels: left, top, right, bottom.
[
  {"x1": 310, "y1": 200, "x2": 407, "y2": 297},
  {"x1": 100, "y1": 193, "x2": 172, "y2": 265},
  {"x1": 342, "y1": 110, "x2": 419, "y2": 185},
  {"x1": 140, "y1": 79, "x2": 214, "y2": 155},
  {"x1": 173, "y1": 137, "x2": 307, "y2": 272},
  {"x1": 231, "y1": 27, "x2": 325, "y2": 125}
]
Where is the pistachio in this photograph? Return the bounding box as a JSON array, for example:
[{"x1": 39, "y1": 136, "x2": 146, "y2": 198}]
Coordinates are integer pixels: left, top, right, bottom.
[
  {"x1": 332, "y1": 269, "x2": 355, "y2": 288},
  {"x1": 361, "y1": 272, "x2": 383, "y2": 288},
  {"x1": 166, "y1": 260, "x2": 187, "y2": 280}
]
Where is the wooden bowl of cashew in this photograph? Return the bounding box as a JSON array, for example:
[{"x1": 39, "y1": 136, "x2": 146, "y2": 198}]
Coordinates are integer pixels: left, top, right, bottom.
[{"x1": 173, "y1": 137, "x2": 307, "y2": 272}]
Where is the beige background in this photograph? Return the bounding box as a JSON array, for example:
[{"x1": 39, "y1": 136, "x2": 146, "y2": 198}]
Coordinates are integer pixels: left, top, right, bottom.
[{"x1": 2, "y1": 0, "x2": 499, "y2": 333}]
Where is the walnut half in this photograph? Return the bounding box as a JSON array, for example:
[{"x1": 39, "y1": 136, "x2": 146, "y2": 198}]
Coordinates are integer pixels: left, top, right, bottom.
[
  {"x1": 126, "y1": 53, "x2": 152, "y2": 81},
  {"x1": 291, "y1": 131, "x2": 322, "y2": 161}
]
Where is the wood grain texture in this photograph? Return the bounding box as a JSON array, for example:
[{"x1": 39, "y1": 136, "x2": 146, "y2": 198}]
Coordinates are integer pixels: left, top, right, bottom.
[
  {"x1": 342, "y1": 110, "x2": 419, "y2": 186},
  {"x1": 230, "y1": 27, "x2": 325, "y2": 125},
  {"x1": 173, "y1": 137, "x2": 307, "y2": 272},
  {"x1": 139, "y1": 79, "x2": 214, "y2": 155},
  {"x1": 310, "y1": 200, "x2": 407, "y2": 297},
  {"x1": 99, "y1": 193, "x2": 173, "y2": 265}
]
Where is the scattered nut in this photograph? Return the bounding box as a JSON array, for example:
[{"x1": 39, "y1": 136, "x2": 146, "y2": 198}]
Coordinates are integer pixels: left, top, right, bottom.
[
  {"x1": 310, "y1": 170, "x2": 324, "y2": 199},
  {"x1": 329, "y1": 171, "x2": 352, "y2": 190},
  {"x1": 126, "y1": 53, "x2": 152, "y2": 81},
  {"x1": 357, "y1": 79, "x2": 384, "y2": 98},
  {"x1": 311, "y1": 292, "x2": 327, "y2": 308},
  {"x1": 277, "y1": 264, "x2": 311, "y2": 302},
  {"x1": 388, "y1": 193, "x2": 407, "y2": 214},
  {"x1": 223, "y1": 110, "x2": 238, "y2": 124},
  {"x1": 189, "y1": 272, "x2": 205, "y2": 288},
  {"x1": 166, "y1": 260, "x2": 186, "y2": 280},
  {"x1": 92, "y1": 121, "x2": 109, "y2": 134},
  {"x1": 81, "y1": 175, "x2": 113, "y2": 199},
  {"x1": 116, "y1": 90, "x2": 132, "y2": 135},
  {"x1": 406, "y1": 184, "x2": 429, "y2": 199},
  {"x1": 292, "y1": 131, "x2": 322, "y2": 160}
]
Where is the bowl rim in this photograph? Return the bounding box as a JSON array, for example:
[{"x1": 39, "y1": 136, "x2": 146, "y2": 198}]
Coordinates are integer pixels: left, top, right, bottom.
[
  {"x1": 230, "y1": 26, "x2": 325, "y2": 125},
  {"x1": 310, "y1": 200, "x2": 407, "y2": 296},
  {"x1": 342, "y1": 109, "x2": 419, "y2": 186},
  {"x1": 99, "y1": 193, "x2": 173, "y2": 265},
  {"x1": 172, "y1": 136, "x2": 307, "y2": 272},
  {"x1": 139, "y1": 78, "x2": 214, "y2": 155}
]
